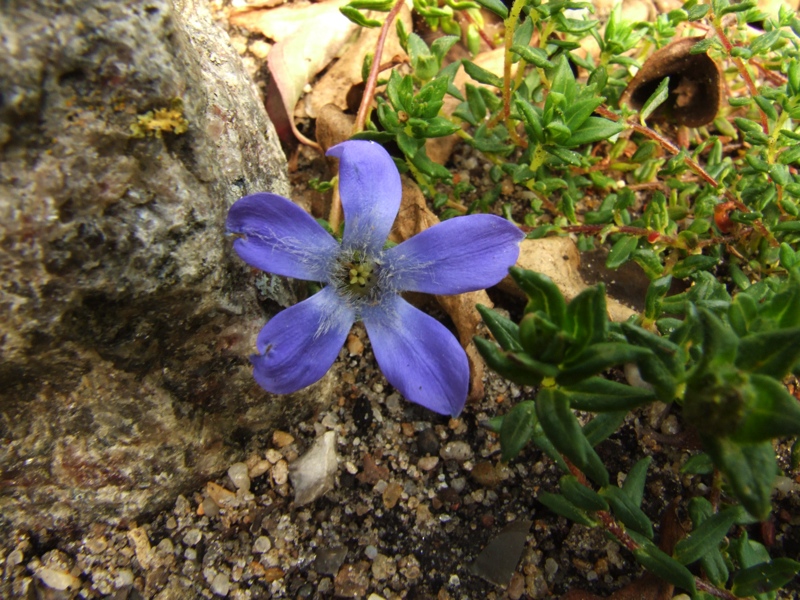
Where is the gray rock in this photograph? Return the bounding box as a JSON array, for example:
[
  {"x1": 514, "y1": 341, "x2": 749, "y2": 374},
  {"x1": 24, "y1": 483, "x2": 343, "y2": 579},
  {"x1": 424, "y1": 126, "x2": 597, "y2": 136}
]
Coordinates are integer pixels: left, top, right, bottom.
[{"x1": 0, "y1": 0, "x2": 332, "y2": 535}]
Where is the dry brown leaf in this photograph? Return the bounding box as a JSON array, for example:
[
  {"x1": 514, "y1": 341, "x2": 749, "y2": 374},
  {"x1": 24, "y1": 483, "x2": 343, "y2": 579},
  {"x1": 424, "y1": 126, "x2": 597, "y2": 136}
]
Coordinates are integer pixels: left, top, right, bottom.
[
  {"x1": 233, "y1": 0, "x2": 356, "y2": 143},
  {"x1": 304, "y1": 5, "x2": 412, "y2": 119},
  {"x1": 498, "y1": 237, "x2": 636, "y2": 322}
]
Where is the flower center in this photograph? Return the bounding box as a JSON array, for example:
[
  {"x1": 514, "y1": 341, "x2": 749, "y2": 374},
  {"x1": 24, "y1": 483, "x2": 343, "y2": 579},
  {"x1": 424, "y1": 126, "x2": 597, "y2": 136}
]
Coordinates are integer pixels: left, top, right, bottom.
[{"x1": 339, "y1": 254, "x2": 379, "y2": 299}]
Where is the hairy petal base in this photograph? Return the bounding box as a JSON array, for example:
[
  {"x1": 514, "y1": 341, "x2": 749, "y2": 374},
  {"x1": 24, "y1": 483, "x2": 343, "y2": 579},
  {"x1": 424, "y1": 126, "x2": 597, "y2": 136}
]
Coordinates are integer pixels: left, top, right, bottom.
[
  {"x1": 363, "y1": 295, "x2": 469, "y2": 416},
  {"x1": 251, "y1": 287, "x2": 355, "y2": 394}
]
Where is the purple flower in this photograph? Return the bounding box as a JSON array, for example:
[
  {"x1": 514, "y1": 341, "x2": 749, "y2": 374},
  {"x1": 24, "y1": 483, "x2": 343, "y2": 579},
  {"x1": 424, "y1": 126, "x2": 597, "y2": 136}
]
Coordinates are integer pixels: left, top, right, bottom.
[{"x1": 227, "y1": 140, "x2": 524, "y2": 416}]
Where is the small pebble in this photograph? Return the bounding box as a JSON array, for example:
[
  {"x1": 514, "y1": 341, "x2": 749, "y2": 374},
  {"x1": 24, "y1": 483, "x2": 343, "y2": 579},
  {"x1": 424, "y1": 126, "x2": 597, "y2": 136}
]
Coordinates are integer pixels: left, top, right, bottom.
[
  {"x1": 417, "y1": 456, "x2": 439, "y2": 471},
  {"x1": 416, "y1": 428, "x2": 439, "y2": 456},
  {"x1": 183, "y1": 529, "x2": 202, "y2": 547},
  {"x1": 210, "y1": 572, "x2": 230, "y2": 596},
  {"x1": 382, "y1": 482, "x2": 403, "y2": 509},
  {"x1": 364, "y1": 545, "x2": 378, "y2": 560},
  {"x1": 440, "y1": 441, "x2": 473, "y2": 462},
  {"x1": 227, "y1": 462, "x2": 250, "y2": 492},
  {"x1": 272, "y1": 430, "x2": 295, "y2": 448},
  {"x1": 272, "y1": 460, "x2": 289, "y2": 486},
  {"x1": 253, "y1": 536, "x2": 272, "y2": 553}
]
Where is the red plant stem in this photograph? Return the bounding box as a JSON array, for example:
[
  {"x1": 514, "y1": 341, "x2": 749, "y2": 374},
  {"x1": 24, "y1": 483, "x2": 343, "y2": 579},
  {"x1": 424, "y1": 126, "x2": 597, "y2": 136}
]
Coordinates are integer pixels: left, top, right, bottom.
[
  {"x1": 712, "y1": 22, "x2": 769, "y2": 133},
  {"x1": 594, "y1": 105, "x2": 778, "y2": 246},
  {"x1": 354, "y1": 0, "x2": 406, "y2": 134}
]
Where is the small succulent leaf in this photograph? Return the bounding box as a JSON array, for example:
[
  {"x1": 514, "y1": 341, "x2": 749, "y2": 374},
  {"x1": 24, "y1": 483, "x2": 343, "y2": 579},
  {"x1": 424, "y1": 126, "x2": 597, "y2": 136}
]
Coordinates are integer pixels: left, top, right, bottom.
[
  {"x1": 562, "y1": 377, "x2": 656, "y2": 412},
  {"x1": 627, "y1": 531, "x2": 697, "y2": 594},
  {"x1": 473, "y1": 0, "x2": 508, "y2": 18},
  {"x1": 339, "y1": 6, "x2": 382, "y2": 27},
  {"x1": 698, "y1": 307, "x2": 739, "y2": 367},
  {"x1": 638, "y1": 76, "x2": 671, "y2": 125},
  {"x1": 732, "y1": 374, "x2": 800, "y2": 443},
  {"x1": 687, "y1": 496, "x2": 713, "y2": 525},
  {"x1": 477, "y1": 304, "x2": 523, "y2": 352},
  {"x1": 601, "y1": 486, "x2": 654, "y2": 539},
  {"x1": 537, "y1": 387, "x2": 610, "y2": 486},
  {"x1": 500, "y1": 400, "x2": 537, "y2": 462},
  {"x1": 519, "y1": 312, "x2": 562, "y2": 362},
  {"x1": 703, "y1": 436, "x2": 777, "y2": 520},
  {"x1": 606, "y1": 235, "x2": 639, "y2": 269},
  {"x1": 735, "y1": 328, "x2": 800, "y2": 378},
  {"x1": 731, "y1": 559, "x2": 800, "y2": 597},
  {"x1": 510, "y1": 44, "x2": 553, "y2": 68},
  {"x1": 537, "y1": 491, "x2": 596, "y2": 526},
  {"x1": 548, "y1": 54, "x2": 578, "y2": 104},
  {"x1": 515, "y1": 98, "x2": 544, "y2": 143},
  {"x1": 680, "y1": 453, "x2": 714, "y2": 475},
  {"x1": 510, "y1": 267, "x2": 567, "y2": 327},
  {"x1": 556, "y1": 342, "x2": 651, "y2": 386},
  {"x1": 701, "y1": 548, "x2": 730, "y2": 588},
  {"x1": 760, "y1": 281, "x2": 800, "y2": 329},
  {"x1": 563, "y1": 97, "x2": 605, "y2": 132},
  {"x1": 463, "y1": 60, "x2": 503, "y2": 88},
  {"x1": 674, "y1": 505, "x2": 744, "y2": 566},
  {"x1": 474, "y1": 337, "x2": 545, "y2": 386},
  {"x1": 465, "y1": 84, "x2": 487, "y2": 122},
  {"x1": 559, "y1": 475, "x2": 609, "y2": 512},
  {"x1": 729, "y1": 292, "x2": 759, "y2": 337},
  {"x1": 564, "y1": 117, "x2": 625, "y2": 147},
  {"x1": 430, "y1": 35, "x2": 459, "y2": 65},
  {"x1": 565, "y1": 285, "x2": 608, "y2": 356},
  {"x1": 622, "y1": 456, "x2": 652, "y2": 507},
  {"x1": 582, "y1": 410, "x2": 627, "y2": 446},
  {"x1": 731, "y1": 530, "x2": 770, "y2": 568}
]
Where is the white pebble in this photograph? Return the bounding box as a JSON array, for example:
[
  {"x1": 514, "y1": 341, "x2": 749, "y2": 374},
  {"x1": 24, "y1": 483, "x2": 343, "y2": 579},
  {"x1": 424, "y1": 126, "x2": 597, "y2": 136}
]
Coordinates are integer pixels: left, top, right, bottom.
[
  {"x1": 253, "y1": 536, "x2": 272, "y2": 553},
  {"x1": 210, "y1": 572, "x2": 231, "y2": 596},
  {"x1": 228, "y1": 462, "x2": 251, "y2": 492},
  {"x1": 440, "y1": 441, "x2": 473, "y2": 462}
]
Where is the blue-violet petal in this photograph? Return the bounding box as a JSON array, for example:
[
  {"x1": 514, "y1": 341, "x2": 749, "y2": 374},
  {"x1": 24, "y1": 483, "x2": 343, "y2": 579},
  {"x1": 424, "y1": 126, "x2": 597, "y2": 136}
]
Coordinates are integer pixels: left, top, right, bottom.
[
  {"x1": 251, "y1": 286, "x2": 355, "y2": 394},
  {"x1": 227, "y1": 192, "x2": 339, "y2": 281},
  {"x1": 326, "y1": 140, "x2": 401, "y2": 254},
  {"x1": 385, "y1": 214, "x2": 524, "y2": 294},
  {"x1": 362, "y1": 295, "x2": 469, "y2": 417}
]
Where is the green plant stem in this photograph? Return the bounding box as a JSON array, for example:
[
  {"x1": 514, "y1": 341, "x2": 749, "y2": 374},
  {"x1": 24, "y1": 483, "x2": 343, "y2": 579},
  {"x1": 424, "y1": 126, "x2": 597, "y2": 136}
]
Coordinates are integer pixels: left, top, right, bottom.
[
  {"x1": 354, "y1": 0, "x2": 406, "y2": 134},
  {"x1": 501, "y1": 0, "x2": 527, "y2": 120}
]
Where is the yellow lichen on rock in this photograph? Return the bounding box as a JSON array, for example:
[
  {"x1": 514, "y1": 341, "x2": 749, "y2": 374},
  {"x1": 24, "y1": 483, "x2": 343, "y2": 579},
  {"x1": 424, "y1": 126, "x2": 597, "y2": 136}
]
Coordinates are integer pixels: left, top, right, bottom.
[{"x1": 130, "y1": 98, "x2": 189, "y2": 138}]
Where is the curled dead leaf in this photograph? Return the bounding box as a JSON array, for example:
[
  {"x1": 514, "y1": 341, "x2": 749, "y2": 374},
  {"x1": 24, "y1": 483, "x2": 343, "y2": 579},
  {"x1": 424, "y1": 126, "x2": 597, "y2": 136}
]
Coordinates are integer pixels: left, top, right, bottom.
[{"x1": 621, "y1": 36, "x2": 722, "y2": 128}]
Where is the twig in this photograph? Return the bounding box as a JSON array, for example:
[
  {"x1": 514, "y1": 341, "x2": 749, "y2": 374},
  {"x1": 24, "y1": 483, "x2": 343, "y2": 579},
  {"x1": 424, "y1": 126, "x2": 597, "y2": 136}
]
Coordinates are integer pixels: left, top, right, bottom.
[{"x1": 353, "y1": 0, "x2": 406, "y2": 134}]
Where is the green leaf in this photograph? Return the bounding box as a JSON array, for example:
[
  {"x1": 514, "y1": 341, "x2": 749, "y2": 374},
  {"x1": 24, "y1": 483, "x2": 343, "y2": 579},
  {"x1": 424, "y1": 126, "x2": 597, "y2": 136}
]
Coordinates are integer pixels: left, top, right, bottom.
[
  {"x1": 430, "y1": 35, "x2": 459, "y2": 65},
  {"x1": 564, "y1": 117, "x2": 624, "y2": 147},
  {"x1": 562, "y1": 378, "x2": 656, "y2": 412},
  {"x1": 736, "y1": 328, "x2": 800, "y2": 378},
  {"x1": 563, "y1": 97, "x2": 605, "y2": 132},
  {"x1": 548, "y1": 54, "x2": 577, "y2": 104},
  {"x1": 463, "y1": 60, "x2": 503, "y2": 88},
  {"x1": 697, "y1": 307, "x2": 739, "y2": 367},
  {"x1": 510, "y1": 44, "x2": 553, "y2": 69},
  {"x1": 519, "y1": 312, "x2": 567, "y2": 363},
  {"x1": 409, "y1": 146, "x2": 451, "y2": 180},
  {"x1": 601, "y1": 486, "x2": 654, "y2": 539},
  {"x1": 500, "y1": 401, "x2": 537, "y2": 461},
  {"x1": 606, "y1": 235, "x2": 639, "y2": 269},
  {"x1": 733, "y1": 374, "x2": 800, "y2": 442},
  {"x1": 674, "y1": 506, "x2": 743, "y2": 566},
  {"x1": 703, "y1": 436, "x2": 777, "y2": 520},
  {"x1": 556, "y1": 342, "x2": 651, "y2": 386},
  {"x1": 582, "y1": 410, "x2": 627, "y2": 446},
  {"x1": 473, "y1": 0, "x2": 508, "y2": 18},
  {"x1": 681, "y1": 453, "x2": 714, "y2": 475},
  {"x1": 559, "y1": 475, "x2": 609, "y2": 512},
  {"x1": 339, "y1": 5, "x2": 382, "y2": 27},
  {"x1": 732, "y1": 558, "x2": 800, "y2": 597},
  {"x1": 538, "y1": 491, "x2": 596, "y2": 526},
  {"x1": 627, "y1": 531, "x2": 697, "y2": 594},
  {"x1": 474, "y1": 337, "x2": 547, "y2": 386},
  {"x1": 622, "y1": 457, "x2": 652, "y2": 507},
  {"x1": 537, "y1": 387, "x2": 610, "y2": 486},
  {"x1": 476, "y1": 304, "x2": 522, "y2": 352},
  {"x1": 644, "y1": 275, "x2": 672, "y2": 321},
  {"x1": 510, "y1": 267, "x2": 567, "y2": 327},
  {"x1": 565, "y1": 285, "x2": 608, "y2": 357},
  {"x1": 639, "y1": 76, "x2": 671, "y2": 125}
]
